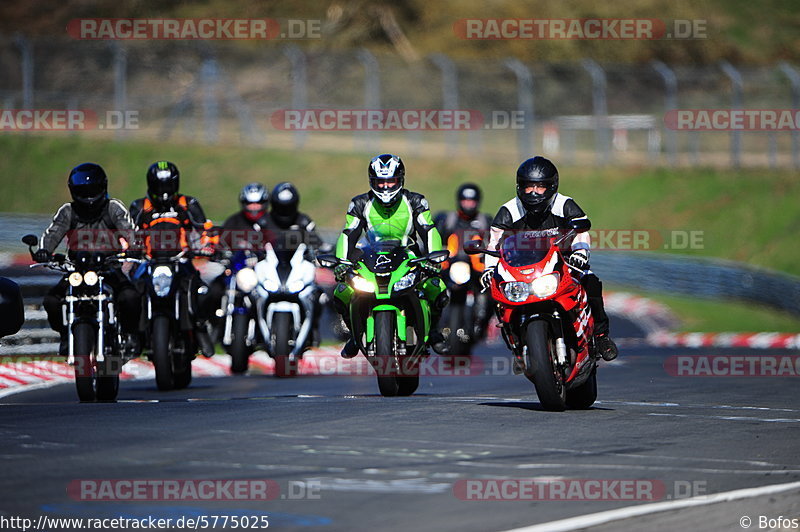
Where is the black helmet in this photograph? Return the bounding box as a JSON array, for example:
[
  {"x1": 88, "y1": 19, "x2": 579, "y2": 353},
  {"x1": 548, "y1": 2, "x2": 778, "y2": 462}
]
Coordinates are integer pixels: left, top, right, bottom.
[
  {"x1": 368, "y1": 154, "x2": 405, "y2": 206},
  {"x1": 516, "y1": 156, "x2": 559, "y2": 213},
  {"x1": 146, "y1": 161, "x2": 180, "y2": 208},
  {"x1": 270, "y1": 182, "x2": 299, "y2": 228},
  {"x1": 456, "y1": 183, "x2": 482, "y2": 217},
  {"x1": 68, "y1": 163, "x2": 108, "y2": 220}
]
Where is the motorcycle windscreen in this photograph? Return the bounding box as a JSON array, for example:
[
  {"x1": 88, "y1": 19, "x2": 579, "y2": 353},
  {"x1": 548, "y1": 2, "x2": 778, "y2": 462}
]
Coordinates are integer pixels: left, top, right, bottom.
[
  {"x1": 356, "y1": 222, "x2": 410, "y2": 273},
  {"x1": 501, "y1": 232, "x2": 554, "y2": 267}
]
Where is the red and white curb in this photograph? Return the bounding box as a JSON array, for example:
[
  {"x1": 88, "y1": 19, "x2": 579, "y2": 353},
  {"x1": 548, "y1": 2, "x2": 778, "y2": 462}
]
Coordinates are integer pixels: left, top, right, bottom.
[
  {"x1": 603, "y1": 291, "x2": 679, "y2": 334},
  {"x1": 0, "y1": 348, "x2": 348, "y2": 399},
  {"x1": 648, "y1": 331, "x2": 800, "y2": 350}
]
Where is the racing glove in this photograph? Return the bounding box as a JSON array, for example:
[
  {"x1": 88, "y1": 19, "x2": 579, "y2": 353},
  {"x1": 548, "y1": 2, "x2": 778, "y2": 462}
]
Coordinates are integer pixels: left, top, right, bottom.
[
  {"x1": 480, "y1": 266, "x2": 495, "y2": 292},
  {"x1": 33, "y1": 249, "x2": 51, "y2": 263},
  {"x1": 419, "y1": 261, "x2": 441, "y2": 276},
  {"x1": 334, "y1": 263, "x2": 350, "y2": 283},
  {"x1": 568, "y1": 249, "x2": 590, "y2": 271}
]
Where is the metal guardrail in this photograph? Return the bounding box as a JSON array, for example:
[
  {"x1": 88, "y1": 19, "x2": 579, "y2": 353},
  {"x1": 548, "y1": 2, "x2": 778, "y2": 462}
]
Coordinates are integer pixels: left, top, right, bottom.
[{"x1": 593, "y1": 251, "x2": 800, "y2": 316}]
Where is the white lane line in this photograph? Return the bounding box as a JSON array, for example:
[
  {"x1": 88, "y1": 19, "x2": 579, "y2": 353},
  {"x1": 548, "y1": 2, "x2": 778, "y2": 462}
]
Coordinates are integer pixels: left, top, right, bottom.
[
  {"x1": 597, "y1": 400, "x2": 800, "y2": 413},
  {"x1": 647, "y1": 412, "x2": 800, "y2": 423},
  {"x1": 499, "y1": 479, "x2": 800, "y2": 532},
  {"x1": 456, "y1": 461, "x2": 800, "y2": 475}
]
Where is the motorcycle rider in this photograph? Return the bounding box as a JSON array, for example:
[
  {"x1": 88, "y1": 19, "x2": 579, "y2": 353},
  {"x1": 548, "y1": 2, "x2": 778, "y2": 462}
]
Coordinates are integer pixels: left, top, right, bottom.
[
  {"x1": 37, "y1": 163, "x2": 141, "y2": 356},
  {"x1": 483, "y1": 156, "x2": 618, "y2": 361},
  {"x1": 334, "y1": 153, "x2": 449, "y2": 357},
  {"x1": 128, "y1": 161, "x2": 216, "y2": 357},
  {"x1": 434, "y1": 183, "x2": 493, "y2": 340},
  {"x1": 205, "y1": 182, "x2": 272, "y2": 329},
  {"x1": 267, "y1": 182, "x2": 331, "y2": 347}
]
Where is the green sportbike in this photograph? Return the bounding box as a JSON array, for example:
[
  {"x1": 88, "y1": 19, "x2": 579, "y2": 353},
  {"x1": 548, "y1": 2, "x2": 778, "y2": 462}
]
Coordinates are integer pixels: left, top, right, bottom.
[{"x1": 318, "y1": 224, "x2": 449, "y2": 397}]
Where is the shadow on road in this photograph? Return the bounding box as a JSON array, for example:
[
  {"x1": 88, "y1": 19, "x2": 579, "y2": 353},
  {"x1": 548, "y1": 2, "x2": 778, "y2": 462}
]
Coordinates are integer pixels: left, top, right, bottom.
[{"x1": 479, "y1": 401, "x2": 614, "y2": 412}]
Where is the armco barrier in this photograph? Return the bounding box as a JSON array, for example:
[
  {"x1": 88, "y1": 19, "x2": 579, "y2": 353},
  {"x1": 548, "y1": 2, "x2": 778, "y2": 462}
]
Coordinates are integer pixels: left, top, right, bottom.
[{"x1": 592, "y1": 251, "x2": 800, "y2": 316}]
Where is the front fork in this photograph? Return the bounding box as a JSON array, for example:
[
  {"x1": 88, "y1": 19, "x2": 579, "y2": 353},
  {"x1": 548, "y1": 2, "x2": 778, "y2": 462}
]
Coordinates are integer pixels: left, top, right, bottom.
[
  {"x1": 500, "y1": 311, "x2": 569, "y2": 369},
  {"x1": 221, "y1": 277, "x2": 238, "y2": 345},
  {"x1": 63, "y1": 281, "x2": 113, "y2": 366}
]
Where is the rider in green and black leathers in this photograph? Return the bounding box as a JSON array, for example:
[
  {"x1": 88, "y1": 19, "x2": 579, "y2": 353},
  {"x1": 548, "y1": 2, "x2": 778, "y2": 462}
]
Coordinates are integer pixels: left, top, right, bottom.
[{"x1": 333, "y1": 154, "x2": 449, "y2": 357}]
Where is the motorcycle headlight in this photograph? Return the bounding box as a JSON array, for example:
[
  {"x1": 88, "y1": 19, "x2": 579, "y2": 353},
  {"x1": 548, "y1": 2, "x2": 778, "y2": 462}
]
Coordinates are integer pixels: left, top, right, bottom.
[
  {"x1": 152, "y1": 265, "x2": 173, "y2": 297},
  {"x1": 531, "y1": 273, "x2": 560, "y2": 298},
  {"x1": 83, "y1": 271, "x2": 99, "y2": 286},
  {"x1": 68, "y1": 272, "x2": 83, "y2": 287},
  {"x1": 449, "y1": 261, "x2": 471, "y2": 285},
  {"x1": 286, "y1": 279, "x2": 306, "y2": 293},
  {"x1": 394, "y1": 271, "x2": 417, "y2": 292},
  {"x1": 503, "y1": 281, "x2": 530, "y2": 302},
  {"x1": 235, "y1": 267, "x2": 258, "y2": 292},
  {"x1": 352, "y1": 275, "x2": 375, "y2": 293},
  {"x1": 262, "y1": 277, "x2": 280, "y2": 292}
]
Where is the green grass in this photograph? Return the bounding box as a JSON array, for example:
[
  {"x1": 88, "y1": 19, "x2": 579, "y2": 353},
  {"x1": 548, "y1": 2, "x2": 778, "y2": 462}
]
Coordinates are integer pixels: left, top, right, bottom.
[{"x1": 608, "y1": 284, "x2": 800, "y2": 333}]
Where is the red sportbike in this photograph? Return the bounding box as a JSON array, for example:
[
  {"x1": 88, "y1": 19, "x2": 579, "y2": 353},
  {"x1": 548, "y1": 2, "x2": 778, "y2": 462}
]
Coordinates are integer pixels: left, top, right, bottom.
[{"x1": 465, "y1": 220, "x2": 598, "y2": 411}]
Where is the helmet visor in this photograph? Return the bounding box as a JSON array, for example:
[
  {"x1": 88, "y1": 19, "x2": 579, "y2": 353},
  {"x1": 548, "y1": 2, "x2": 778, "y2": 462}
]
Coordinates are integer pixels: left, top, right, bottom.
[
  {"x1": 150, "y1": 179, "x2": 178, "y2": 198},
  {"x1": 370, "y1": 176, "x2": 402, "y2": 203},
  {"x1": 71, "y1": 183, "x2": 106, "y2": 201}
]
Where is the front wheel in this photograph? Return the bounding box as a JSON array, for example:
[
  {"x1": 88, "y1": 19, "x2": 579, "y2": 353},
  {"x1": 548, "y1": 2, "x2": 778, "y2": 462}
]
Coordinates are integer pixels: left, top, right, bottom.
[
  {"x1": 151, "y1": 316, "x2": 174, "y2": 391},
  {"x1": 95, "y1": 358, "x2": 120, "y2": 402},
  {"x1": 229, "y1": 313, "x2": 251, "y2": 374},
  {"x1": 566, "y1": 368, "x2": 597, "y2": 409},
  {"x1": 272, "y1": 312, "x2": 298, "y2": 378},
  {"x1": 396, "y1": 356, "x2": 420, "y2": 396},
  {"x1": 72, "y1": 322, "x2": 96, "y2": 402},
  {"x1": 374, "y1": 311, "x2": 399, "y2": 397},
  {"x1": 525, "y1": 320, "x2": 566, "y2": 411}
]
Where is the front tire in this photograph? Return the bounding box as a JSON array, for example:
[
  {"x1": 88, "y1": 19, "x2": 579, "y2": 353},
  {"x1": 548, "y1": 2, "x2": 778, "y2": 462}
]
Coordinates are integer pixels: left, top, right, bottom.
[
  {"x1": 396, "y1": 357, "x2": 420, "y2": 396},
  {"x1": 229, "y1": 313, "x2": 251, "y2": 374},
  {"x1": 374, "y1": 311, "x2": 399, "y2": 397},
  {"x1": 72, "y1": 322, "x2": 96, "y2": 402},
  {"x1": 272, "y1": 312, "x2": 297, "y2": 378},
  {"x1": 525, "y1": 320, "x2": 566, "y2": 411},
  {"x1": 151, "y1": 316, "x2": 174, "y2": 391},
  {"x1": 566, "y1": 368, "x2": 598, "y2": 409}
]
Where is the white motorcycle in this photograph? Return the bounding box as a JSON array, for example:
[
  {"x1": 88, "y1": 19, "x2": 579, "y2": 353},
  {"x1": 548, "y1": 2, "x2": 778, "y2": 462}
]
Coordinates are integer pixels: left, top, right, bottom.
[{"x1": 254, "y1": 242, "x2": 319, "y2": 377}]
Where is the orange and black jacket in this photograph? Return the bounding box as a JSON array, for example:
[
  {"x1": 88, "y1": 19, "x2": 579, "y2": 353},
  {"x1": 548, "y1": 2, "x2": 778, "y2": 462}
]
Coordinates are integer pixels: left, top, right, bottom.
[{"x1": 129, "y1": 195, "x2": 215, "y2": 256}]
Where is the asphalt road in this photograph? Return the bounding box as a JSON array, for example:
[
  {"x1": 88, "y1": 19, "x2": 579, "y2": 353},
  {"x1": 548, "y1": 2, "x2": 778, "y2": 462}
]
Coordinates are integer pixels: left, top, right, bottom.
[{"x1": 1, "y1": 317, "x2": 799, "y2": 532}]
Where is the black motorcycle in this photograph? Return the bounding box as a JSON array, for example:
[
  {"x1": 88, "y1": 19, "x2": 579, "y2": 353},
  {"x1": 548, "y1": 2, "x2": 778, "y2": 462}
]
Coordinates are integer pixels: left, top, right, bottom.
[
  {"x1": 23, "y1": 235, "x2": 132, "y2": 402},
  {"x1": 135, "y1": 249, "x2": 201, "y2": 391}
]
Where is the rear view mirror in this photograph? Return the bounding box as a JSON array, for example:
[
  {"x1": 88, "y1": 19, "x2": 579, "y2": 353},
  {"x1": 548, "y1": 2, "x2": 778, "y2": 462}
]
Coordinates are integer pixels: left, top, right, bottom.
[
  {"x1": 21, "y1": 234, "x2": 38, "y2": 247},
  {"x1": 463, "y1": 240, "x2": 484, "y2": 255},
  {"x1": 316, "y1": 254, "x2": 339, "y2": 268},
  {"x1": 570, "y1": 218, "x2": 591, "y2": 233},
  {"x1": 427, "y1": 250, "x2": 450, "y2": 264}
]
